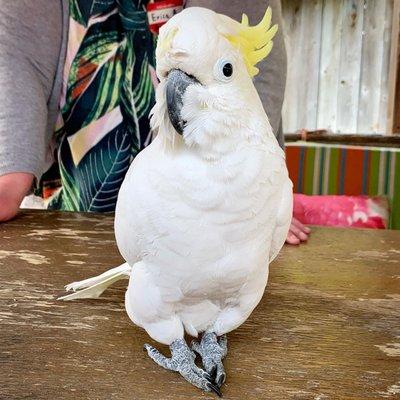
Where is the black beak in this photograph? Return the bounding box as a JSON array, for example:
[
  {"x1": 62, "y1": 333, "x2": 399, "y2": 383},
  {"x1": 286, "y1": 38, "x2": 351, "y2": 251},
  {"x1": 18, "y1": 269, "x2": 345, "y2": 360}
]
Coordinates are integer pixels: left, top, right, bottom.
[{"x1": 166, "y1": 69, "x2": 200, "y2": 135}]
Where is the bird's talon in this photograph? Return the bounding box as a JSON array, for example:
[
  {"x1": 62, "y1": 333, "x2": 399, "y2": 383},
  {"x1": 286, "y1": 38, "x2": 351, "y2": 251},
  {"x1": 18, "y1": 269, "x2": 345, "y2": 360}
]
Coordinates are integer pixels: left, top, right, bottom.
[
  {"x1": 209, "y1": 365, "x2": 217, "y2": 380},
  {"x1": 216, "y1": 371, "x2": 226, "y2": 387},
  {"x1": 203, "y1": 372, "x2": 212, "y2": 381},
  {"x1": 193, "y1": 332, "x2": 227, "y2": 390},
  {"x1": 207, "y1": 382, "x2": 223, "y2": 397},
  {"x1": 145, "y1": 339, "x2": 220, "y2": 394}
]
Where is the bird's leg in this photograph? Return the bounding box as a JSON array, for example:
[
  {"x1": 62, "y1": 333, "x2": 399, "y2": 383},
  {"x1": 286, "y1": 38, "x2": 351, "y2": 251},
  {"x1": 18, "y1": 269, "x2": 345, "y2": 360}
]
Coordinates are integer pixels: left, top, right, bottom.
[
  {"x1": 144, "y1": 339, "x2": 222, "y2": 396},
  {"x1": 191, "y1": 333, "x2": 228, "y2": 388}
]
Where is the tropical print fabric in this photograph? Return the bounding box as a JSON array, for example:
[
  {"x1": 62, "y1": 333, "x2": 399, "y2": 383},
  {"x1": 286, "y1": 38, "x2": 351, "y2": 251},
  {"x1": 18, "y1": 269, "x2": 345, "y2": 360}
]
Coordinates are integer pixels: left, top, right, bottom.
[{"x1": 48, "y1": 0, "x2": 157, "y2": 212}]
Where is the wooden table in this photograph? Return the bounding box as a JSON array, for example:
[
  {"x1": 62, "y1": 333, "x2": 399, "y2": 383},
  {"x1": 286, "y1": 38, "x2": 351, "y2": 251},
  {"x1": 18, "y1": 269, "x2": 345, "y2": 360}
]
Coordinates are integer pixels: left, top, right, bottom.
[{"x1": 1, "y1": 211, "x2": 400, "y2": 400}]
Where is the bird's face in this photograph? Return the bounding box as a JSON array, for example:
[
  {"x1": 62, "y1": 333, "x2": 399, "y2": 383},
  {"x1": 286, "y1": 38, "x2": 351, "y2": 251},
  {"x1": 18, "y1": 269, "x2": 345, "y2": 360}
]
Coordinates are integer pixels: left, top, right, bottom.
[{"x1": 152, "y1": 8, "x2": 266, "y2": 152}]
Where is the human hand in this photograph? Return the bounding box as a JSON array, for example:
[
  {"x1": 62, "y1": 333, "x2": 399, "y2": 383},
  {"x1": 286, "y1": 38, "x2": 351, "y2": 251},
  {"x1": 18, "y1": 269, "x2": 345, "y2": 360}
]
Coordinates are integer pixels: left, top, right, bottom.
[
  {"x1": 286, "y1": 216, "x2": 310, "y2": 245},
  {"x1": 0, "y1": 172, "x2": 34, "y2": 222}
]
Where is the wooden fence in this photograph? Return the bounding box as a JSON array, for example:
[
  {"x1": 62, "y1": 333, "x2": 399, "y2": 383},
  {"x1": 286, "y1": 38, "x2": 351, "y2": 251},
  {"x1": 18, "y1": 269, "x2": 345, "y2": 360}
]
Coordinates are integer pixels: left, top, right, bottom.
[{"x1": 282, "y1": 0, "x2": 394, "y2": 135}]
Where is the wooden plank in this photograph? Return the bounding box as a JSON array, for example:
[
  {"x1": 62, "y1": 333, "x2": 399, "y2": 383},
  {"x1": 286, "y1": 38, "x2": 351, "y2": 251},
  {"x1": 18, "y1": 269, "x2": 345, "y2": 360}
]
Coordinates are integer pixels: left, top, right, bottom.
[
  {"x1": 386, "y1": 0, "x2": 400, "y2": 134},
  {"x1": 283, "y1": 0, "x2": 394, "y2": 135},
  {"x1": 379, "y1": 0, "x2": 395, "y2": 134},
  {"x1": 296, "y1": 0, "x2": 323, "y2": 130},
  {"x1": 336, "y1": 0, "x2": 364, "y2": 134},
  {"x1": 282, "y1": 0, "x2": 303, "y2": 133},
  {"x1": 358, "y1": 0, "x2": 392, "y2": 133},
  {"x1": 1, "y1": 211, "x2": 400, "y2": 399},
  {"x1": 317, "y1": 0, "x2": 342, "y2": 132},
  {"x1": 285, "y1": 130, "x2": 400, "y2": 147}
]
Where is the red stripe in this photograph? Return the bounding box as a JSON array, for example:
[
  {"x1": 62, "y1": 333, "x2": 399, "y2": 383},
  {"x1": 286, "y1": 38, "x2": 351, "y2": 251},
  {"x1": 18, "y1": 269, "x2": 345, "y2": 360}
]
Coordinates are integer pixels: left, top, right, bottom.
[
  {"x1": 343, "y1": 149, "x2": 364, "y2": 195},
  {"x1": 285, "y1": 147, "x2": 300, "y2": 192},
  {"x1": 147, "y1": 0, "x2": 183, "y2": 11}
]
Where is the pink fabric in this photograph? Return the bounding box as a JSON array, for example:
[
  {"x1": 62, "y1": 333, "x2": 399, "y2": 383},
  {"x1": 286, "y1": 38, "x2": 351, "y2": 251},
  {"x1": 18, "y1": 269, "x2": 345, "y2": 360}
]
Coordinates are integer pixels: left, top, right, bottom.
[{"x1": 293, "y1": 194, "x2": 389, "y2": 229}]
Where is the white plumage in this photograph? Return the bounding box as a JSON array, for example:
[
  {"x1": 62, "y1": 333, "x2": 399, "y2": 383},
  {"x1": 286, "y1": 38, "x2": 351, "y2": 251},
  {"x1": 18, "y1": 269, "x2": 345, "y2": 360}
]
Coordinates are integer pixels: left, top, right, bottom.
[
  {"x1": 114, "y1": 7, "x2": 292, "y2": 344},
  {"x1": 62, "y1": 7, "x2": 292, "y2": 393}
]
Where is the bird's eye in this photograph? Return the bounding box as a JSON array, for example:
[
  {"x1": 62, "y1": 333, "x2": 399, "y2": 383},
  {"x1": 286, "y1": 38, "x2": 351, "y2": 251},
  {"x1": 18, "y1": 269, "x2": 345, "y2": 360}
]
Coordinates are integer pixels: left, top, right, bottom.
[
  {"x1": 222, "y1": 63, "x2": 233, "y2": 77},
  {"x1": 214, "y1": 59, "x2": 234, "y2": 82}
]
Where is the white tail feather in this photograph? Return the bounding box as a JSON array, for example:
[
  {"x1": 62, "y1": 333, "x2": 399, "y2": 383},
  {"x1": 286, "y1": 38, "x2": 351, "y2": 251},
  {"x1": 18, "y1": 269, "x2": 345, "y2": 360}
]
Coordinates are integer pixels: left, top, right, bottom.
[{"x1": 58, "y1": 263, "x2": 131, "y2": 301}]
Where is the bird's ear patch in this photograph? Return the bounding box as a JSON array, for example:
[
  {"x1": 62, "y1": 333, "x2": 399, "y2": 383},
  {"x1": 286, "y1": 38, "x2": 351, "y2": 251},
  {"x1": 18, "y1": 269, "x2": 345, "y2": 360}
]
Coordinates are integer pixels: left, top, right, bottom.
[
  {"x1": 224, "y1": 7, "x2": 278, "y2": 77},
  {"x1": 158, "y1": 26, "x2": 179, "y2": 57}
]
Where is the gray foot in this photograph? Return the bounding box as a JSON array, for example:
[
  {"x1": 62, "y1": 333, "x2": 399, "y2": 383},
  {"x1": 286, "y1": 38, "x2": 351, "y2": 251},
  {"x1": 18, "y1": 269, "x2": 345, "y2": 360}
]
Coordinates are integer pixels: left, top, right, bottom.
[
  {"x1": 191, "y1": 333, "x2": 228, "y2": 388},
  {"x1": 144, "y1": 339, "x2": 222, "y2": 396}
]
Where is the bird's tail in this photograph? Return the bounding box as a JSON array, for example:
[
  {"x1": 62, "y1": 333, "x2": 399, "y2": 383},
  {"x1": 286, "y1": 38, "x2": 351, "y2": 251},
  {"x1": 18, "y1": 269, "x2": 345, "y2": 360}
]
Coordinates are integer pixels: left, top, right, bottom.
[{"x1": 58, "y1": 262, "x2": 131, "y2": 301}]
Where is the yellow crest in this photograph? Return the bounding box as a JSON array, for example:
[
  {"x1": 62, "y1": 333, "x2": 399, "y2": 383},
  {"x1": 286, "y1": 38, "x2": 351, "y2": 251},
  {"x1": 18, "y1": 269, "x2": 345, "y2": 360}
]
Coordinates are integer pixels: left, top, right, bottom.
[{"x1": 226, "y1": 7, "x2": 278, "y2": 77}]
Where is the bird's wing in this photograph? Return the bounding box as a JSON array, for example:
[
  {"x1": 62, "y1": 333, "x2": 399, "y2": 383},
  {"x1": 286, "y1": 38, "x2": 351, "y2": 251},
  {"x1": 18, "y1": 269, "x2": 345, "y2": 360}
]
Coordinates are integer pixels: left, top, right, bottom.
[
  {"x1": 114, "y1": 140, "x2": 182, "y2": 267},
  {"x1": 269, "y1": 175, "x2": 293, "y2": 263}
]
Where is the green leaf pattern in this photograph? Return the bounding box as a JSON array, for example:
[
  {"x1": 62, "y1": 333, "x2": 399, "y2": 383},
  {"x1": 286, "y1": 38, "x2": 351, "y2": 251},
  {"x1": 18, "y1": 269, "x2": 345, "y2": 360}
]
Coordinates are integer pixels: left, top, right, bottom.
[{"x1": 48, "y1": 0, "x2": 155, "y2": 212}]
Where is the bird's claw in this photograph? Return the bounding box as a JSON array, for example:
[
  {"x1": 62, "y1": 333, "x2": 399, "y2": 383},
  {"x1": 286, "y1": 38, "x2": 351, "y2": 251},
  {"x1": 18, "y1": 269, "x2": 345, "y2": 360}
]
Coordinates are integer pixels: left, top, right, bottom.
[
  {"x1": 144, "y1": 339, "x2": 222, "y2": 396},
  {"x1": 207, "y1": 382, "x2": 222, "y2": 397},
  {"x1": 191, "y1": 332, "x2": 228, "y2": 388}
]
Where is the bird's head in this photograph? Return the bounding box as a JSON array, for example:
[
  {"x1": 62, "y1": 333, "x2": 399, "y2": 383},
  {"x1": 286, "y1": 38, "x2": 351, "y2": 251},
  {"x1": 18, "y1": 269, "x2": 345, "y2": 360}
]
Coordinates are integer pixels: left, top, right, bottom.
[{"x1": 150, "y1": 7, "x2": 278, "y2": 157}]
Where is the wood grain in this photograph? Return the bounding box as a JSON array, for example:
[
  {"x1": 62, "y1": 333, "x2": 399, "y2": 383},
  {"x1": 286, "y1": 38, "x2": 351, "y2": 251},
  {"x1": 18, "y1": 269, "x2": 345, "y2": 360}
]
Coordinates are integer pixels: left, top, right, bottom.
[
  {"x1": 358, "y1": 0, "x2": 393, "y2": 134},
  {"x1": 1, "y1": 210, "x2": 400, "y2": 399},
  {"x1": 282, "y1": 0, "x2": 323, "y2": 133},
  {"x1": 285, "y1": 130, "x2": 400, "y2": 147},
  {"x1": 336, "y1": 0, "x2": 364, "y2": 134},
  {"x1": 387, "y1": 0, "x2": 400, "y2": 134},
  {"x1": 317, "y1": 0, "x2": 342, "y2": 133},
  {"x1": 282, "y1": 0, "x2": 303, "y2": 133},
  {"x1": 297, "y1": 0, "x2": 323, "y2": 132},
  {"x1": 282, "y1": 0, "x2": 394, "y2": 135}
]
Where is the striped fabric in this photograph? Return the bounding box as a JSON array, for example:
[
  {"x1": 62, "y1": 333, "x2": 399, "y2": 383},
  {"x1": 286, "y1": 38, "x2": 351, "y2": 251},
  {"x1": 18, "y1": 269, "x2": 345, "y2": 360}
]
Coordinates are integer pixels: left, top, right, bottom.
[{"x1": 285, "y1": 142, "x2": 400, "y2": 230}]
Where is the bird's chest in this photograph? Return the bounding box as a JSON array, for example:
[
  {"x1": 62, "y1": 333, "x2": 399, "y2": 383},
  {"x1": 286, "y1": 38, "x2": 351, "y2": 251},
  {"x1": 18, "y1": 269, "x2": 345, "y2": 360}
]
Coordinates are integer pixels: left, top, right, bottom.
[
  {"x1": 146, "y1": 148, "x2": 277, "y2": 291},
  {"x1": 151, "y1": 146, "x2": 274, "y2": 231}
]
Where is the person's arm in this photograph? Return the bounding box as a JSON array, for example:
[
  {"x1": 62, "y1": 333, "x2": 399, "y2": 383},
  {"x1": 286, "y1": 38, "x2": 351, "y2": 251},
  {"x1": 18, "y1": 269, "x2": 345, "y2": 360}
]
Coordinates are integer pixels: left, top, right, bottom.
[
  {"x1": 0, "y1": 173, "x2": 34, "y2": 221},
  {"x1": 0, "y1": 54, "x2": 49, "y2": 221},
  {"x1": 0, "y1": 1, "x2": 63, "y2": 221}
]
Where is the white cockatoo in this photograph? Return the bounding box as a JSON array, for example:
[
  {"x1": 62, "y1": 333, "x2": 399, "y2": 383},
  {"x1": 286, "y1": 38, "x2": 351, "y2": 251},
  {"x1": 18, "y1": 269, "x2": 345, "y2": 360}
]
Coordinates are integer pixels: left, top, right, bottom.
[{"x1": 60, "y1": 7, "x2": 293, "y2": 396}]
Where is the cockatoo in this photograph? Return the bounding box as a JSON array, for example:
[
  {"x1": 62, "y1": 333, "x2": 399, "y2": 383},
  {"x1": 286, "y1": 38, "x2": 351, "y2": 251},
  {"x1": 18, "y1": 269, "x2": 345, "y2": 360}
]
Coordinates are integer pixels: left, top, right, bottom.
[{"x1": 60, "y1": 7, "x2": 293, "y2": 396}]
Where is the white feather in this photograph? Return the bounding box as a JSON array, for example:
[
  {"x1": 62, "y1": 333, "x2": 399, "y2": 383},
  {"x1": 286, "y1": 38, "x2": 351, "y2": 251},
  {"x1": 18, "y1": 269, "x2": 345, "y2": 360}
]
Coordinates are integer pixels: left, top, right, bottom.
[
  {"x1": 59, "y1": 263, "x2": 131, "y2": 301},
  {"x1": 61, "y1": 8, "x2": 292, "y2": 346}
]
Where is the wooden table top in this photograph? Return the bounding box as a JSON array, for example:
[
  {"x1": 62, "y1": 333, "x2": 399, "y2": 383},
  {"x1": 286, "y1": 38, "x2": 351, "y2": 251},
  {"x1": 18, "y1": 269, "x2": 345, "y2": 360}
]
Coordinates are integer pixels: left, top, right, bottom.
[{"x1": 1, "y1": 210, "x2": 400, "y2": 400}]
